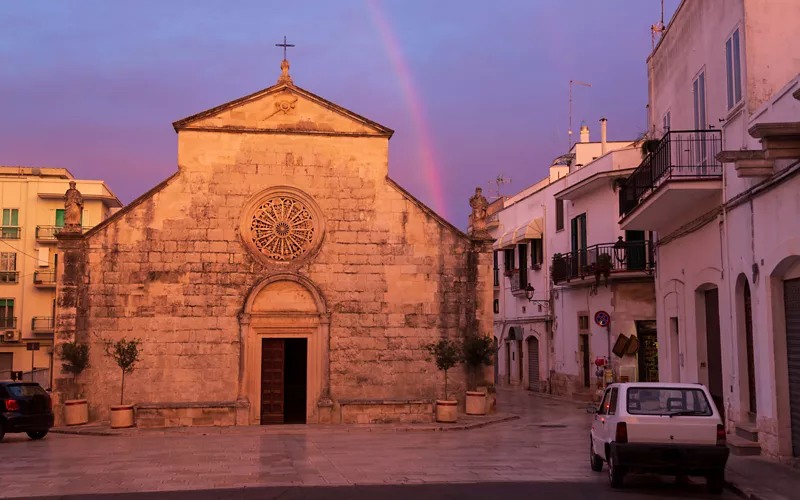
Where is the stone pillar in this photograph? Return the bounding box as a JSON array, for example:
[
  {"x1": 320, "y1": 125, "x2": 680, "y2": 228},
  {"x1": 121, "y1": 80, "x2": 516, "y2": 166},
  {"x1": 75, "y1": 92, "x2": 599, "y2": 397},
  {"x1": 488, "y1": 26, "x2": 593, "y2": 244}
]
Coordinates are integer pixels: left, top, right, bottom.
[{"x1": 52, "y1": 198, "x2": 87, "y2": 424}]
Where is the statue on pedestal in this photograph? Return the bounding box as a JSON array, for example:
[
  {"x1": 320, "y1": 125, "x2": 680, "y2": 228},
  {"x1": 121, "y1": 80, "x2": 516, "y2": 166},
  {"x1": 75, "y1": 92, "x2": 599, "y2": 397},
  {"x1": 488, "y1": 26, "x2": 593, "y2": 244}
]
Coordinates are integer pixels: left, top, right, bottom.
[
  {"x1": 63, "y1": 181, "x2": 84, "y2": 234},
  {"x1": 469, "y1": 187, "x2": 490, "y2": 238}
]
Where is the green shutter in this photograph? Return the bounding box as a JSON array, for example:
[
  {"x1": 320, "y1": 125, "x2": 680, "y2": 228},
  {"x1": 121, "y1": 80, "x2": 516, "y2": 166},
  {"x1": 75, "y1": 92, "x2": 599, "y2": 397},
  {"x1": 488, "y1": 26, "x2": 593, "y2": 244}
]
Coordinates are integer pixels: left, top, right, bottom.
[
  {"x1": 2, "y1": 210, "x2": 8, "y2": 226},
  {"x1": 55, "y1": 209, "x2": 65, "y2": 227}
]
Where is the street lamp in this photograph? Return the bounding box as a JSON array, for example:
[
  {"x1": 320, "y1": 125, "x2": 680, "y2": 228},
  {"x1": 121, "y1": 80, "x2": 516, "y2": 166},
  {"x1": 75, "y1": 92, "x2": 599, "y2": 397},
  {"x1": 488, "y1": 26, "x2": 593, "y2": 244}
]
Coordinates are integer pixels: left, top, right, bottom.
[
  {"x1": 613, "y1": 236, "x2": 627, "y2": 263},
  {"x1": 524, "y1": 284, "x2": 550, "y2": 307}
]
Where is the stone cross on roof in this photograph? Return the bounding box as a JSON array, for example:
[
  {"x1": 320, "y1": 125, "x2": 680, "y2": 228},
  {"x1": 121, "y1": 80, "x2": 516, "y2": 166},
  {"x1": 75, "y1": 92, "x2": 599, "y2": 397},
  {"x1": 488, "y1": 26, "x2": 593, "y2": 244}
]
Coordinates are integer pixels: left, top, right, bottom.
[{"x1": 276, "y1": 36, "x2": 295, "y2": 85}]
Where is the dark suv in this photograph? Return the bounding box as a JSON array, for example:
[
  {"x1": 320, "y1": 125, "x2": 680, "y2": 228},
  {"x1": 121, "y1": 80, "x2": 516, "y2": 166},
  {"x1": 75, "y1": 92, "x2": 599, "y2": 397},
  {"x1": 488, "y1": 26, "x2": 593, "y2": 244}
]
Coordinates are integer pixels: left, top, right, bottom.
[{"x1": 0, "y1": 381, "x2": 54, "y2": 441}]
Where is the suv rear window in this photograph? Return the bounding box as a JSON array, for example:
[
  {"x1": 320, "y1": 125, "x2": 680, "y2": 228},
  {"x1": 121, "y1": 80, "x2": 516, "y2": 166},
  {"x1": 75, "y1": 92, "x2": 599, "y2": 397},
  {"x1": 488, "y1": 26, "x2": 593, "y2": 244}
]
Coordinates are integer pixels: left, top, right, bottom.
[
  {"x1": 5, "y1": 384, "x2": 48, "y2": 398},
  {"x1": 626, "y1": 387, "x2": 712, "y2": 416}
]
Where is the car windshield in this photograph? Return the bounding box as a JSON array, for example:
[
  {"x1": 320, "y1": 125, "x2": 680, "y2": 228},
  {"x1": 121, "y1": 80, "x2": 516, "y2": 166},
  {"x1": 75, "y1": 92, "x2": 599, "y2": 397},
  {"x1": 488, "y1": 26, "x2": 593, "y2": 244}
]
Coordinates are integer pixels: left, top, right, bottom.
[
  {"x1": 5, "y1": 384, "x2": 48, "y2": 398},
  {"x1": 626, "y1": 387, "x2": 712, "y2": 416}
]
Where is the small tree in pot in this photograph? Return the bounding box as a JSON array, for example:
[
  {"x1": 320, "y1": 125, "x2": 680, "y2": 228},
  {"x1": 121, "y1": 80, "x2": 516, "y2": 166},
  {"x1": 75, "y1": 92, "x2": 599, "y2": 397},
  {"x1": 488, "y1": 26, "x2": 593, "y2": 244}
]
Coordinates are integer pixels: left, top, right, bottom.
[
  {"x1": 425, "y1": 338, "x2": 462, "y2": 423},
  {"x1": 58, "y1": 340, "x2": 90, "y2": 425},
  {"x1": 463, "y1": 334, "x2": 494, "y2": 415},
  {"x1": 595, "y1": 253, "x2": 612, "y2": 286},
  {"x1": 103, "y1": 337, "x2": 141, "y2": 428}
]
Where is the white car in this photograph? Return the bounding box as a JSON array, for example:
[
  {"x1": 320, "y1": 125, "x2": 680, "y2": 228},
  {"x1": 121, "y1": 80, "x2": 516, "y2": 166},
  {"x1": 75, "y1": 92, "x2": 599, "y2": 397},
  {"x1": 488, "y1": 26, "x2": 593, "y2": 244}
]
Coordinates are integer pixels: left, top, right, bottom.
[{"x1": 588, "y1": 382, "x2": 729, "y2": 494}]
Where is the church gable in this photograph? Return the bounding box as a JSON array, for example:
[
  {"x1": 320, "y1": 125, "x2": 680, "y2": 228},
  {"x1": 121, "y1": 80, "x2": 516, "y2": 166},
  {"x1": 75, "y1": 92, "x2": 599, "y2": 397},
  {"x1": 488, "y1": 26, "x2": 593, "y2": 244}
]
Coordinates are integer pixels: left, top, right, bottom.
[{"x1": 173, "y1": 84, "x2": 393, "y2": 137}]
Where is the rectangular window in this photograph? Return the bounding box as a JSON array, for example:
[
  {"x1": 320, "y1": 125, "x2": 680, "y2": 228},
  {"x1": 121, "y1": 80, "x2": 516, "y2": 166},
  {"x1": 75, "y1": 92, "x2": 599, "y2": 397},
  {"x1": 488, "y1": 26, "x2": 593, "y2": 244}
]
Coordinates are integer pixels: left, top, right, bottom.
[
  {"x1": 493, "y1": 251, "x2": 499, "y2": 287},
  {"x1": 626, "y1": 387, "x2": 713, "y2": 416},
  {"x1": 0, "y1": 253, "x2": 17, "y2": 284},
  {"x1": 503, "y1": 249, "x2": 514, "y2": 272},
  {"x1": 0, "y1": 298, "x2": 14, "y2": 328},
  {"x1": 518, "y1": 243, "x2": 528, "y2": 289},
  {"x1": 555, "y1": 200, "x2": 564, "y2": 231},
  {"x1": 578, "y1": 315, "x2": 590, "y2": 331},
  {"x1": 530, "y1": 239, "x2": 543, "y2": 266},
  {"x1": 726, "y1": 28, "x2": 743, "y2": 110},
  {"x1": 1, "y1": 209, "x2": 19, "y2": 239},
  {"x1": 571, "y1": 214, "x2": 587, "y2": 274},
  {"x1": 608, "y1": 388, "x2": 619, "y2": 415},
  {"x1": 693, "y1": 71, "x2": 707, "y2": 130},
  {"x1": 493, "y1": 299, "x2": 499, "y2": 314},
  {"x1": 55, "y1": 209, "x2": 65, "y2": 228}
]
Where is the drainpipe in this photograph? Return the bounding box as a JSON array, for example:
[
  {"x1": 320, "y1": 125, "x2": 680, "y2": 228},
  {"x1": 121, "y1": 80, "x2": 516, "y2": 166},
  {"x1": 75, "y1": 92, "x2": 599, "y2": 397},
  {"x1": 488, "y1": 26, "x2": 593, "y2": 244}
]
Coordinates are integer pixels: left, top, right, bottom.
[{"x1": 721, "y1": 130, "x2": 736, "y2": 427}]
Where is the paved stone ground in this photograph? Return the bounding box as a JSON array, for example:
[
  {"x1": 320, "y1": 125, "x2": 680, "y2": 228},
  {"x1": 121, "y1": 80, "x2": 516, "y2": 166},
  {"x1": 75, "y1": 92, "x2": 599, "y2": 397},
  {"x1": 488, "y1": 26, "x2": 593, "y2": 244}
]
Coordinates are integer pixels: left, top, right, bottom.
[{"x1": 0, "y1": 389, "x2": 735, "y2": 499}]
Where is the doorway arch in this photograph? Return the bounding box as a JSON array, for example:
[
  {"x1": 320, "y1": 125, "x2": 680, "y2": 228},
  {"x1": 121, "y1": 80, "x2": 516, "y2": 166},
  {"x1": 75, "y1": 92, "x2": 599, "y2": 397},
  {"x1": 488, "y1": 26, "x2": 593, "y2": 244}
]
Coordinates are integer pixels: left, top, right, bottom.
[
  {"x1": 526, "y1": 335, "x2": 540, "y2": 391},
  {"x1": 735, "y1": 273, "x2": 757, "y2": 419},
  {"x1": 239, "y1": 274, "x2": 330, "y2": 425}
]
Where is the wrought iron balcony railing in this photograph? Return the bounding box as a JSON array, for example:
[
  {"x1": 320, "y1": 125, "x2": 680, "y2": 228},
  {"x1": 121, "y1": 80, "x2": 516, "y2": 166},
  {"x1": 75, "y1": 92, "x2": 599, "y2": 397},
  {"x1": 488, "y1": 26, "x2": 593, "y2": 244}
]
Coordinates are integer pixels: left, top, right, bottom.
[
  {"x1": 36, "y1": 226, "x2": 59, "y2": 240},
  {"x1": 0, "y1": 316, "x2": 17, "y2": 329},
  {"x1": 551, "y1": 241, "x2": 654, "y2": 285},
  {"x1": 0, "y1": 271, "x2": 19, "y2": 284},
  {"x1": 619, "y1": 130, "x2": 723, "y2": 217},
  {"x1": 31, "y1": 317, "x2": 54, "y2": 332},
  {"x1": 0, "y1": 226, "x2": 20, "y2": 239},
  {"x1": 33, "y1": 269, "x2": 56, "y2": 285}
]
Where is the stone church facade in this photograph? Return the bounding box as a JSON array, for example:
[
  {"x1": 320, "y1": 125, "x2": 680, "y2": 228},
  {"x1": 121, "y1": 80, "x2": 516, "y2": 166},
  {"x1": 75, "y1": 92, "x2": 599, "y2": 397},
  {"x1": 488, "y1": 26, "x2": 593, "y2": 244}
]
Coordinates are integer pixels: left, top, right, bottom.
[{"x1": 52, "y1": 62, "x2": 493, "y2": 427}]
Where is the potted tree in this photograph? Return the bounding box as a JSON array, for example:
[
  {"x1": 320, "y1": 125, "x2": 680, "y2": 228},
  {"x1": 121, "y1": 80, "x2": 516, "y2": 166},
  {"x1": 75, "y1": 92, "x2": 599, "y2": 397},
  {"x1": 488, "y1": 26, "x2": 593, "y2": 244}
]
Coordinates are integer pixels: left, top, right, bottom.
[
  {"x1": 104, "y1": 337, "x2": 141, "y2": 429},
  {"x1": 640, "y1": 138, "x2": 661, "y2": 158},
  {"x1": 463, "y1": 334, "x2": 494, "y2": 415},
  {"x1": 58, "y1": 340, "x2": 90, "y2": 426},
  {"x1": 426, "y1": 338, "x2": 462, "y2": 423}
]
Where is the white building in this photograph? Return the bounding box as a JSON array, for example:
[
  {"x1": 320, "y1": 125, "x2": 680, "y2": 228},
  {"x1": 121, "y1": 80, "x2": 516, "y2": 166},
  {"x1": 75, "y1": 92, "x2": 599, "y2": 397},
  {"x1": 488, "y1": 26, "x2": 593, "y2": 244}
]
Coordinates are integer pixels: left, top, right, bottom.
[
  {"x1": 485, "y1": 122, "x2": 657, "y2": 401},
  {"x1": 618, "y1": 0, "x2": 800, "y2": 459}
]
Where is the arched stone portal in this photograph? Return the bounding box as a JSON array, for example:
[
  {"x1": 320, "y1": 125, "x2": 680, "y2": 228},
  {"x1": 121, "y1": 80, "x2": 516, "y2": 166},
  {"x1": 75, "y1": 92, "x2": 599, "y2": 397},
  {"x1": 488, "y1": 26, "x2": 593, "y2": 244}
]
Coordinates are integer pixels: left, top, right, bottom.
[{"x1": 239, "y1": 274, "x2": 330, "y2": 425}]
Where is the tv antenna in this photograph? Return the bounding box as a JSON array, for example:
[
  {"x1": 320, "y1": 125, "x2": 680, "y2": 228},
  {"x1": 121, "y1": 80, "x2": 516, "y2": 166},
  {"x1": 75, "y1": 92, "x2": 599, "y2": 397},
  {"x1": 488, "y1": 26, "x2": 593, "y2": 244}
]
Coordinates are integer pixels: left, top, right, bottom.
[
  {"x1": 651, "y1": 0, "x2": 665, "y2": 50},
  {"x1": 569, "y1": 80, "x2": 592, "y2": 150},
  {"x1": 487, "y1": 174, "x2": 512, "y2": 200}
]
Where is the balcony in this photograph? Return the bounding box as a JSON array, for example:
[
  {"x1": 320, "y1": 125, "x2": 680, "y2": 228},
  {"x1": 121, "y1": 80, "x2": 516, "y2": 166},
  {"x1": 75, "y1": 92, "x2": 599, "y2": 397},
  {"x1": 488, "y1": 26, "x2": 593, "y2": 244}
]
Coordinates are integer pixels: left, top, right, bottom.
[
  {"x1": 0, "y1": 226, "x2": 20, "y2": 240},
  {"x1": 551, "y1": 241, "x2": 655, "y2": 285},
  {"x1": 0, "y1": 271, "x2": 19, "y2": 284},
  {"x1": 619, "y1": 130, "x2": 723, "y2": 231},
  {"x1": 0, "y1": 316, "x2": 17, "y2": 329},
  {"x1": 31, "y1": 317, "x2": 54, "y2": 333},
  {"x1": 36, "y1": 225, "x2": 60, "y2": 242},
  {"x1": 33, "y1": 269, "x2": 56, "y2": 287}
]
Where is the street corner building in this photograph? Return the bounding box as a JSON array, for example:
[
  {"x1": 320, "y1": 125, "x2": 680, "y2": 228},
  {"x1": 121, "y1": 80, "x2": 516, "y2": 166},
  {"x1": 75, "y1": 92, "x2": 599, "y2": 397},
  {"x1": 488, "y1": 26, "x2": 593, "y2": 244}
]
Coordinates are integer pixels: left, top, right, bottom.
[{"x1": 50, "y1": 59, "x2": 495, "y2": 427}]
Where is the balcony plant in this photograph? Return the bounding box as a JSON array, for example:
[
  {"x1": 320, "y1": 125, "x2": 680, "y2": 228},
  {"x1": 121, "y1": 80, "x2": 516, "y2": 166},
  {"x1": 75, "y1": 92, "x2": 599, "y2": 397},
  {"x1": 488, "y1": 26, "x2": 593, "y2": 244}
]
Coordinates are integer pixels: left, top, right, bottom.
[
  {"x1": 425, "y1": 338, "x2": 462, "y2": 423},
  {"x1": 551, "y1": 253, "x2": 568, "y2": 282},
  {"x1": 58, "y1": 340, "x2": 90, "y2": 426},
  {"x1": 595, "y1": 253, "x2": 612, "y2": 286},
  {"x1": 103, "y1": 337, "x2": 142, "y2": 429},
  {"x1": 640, "y1": 138, "x2": 661, "y2": 158},
  {"x1": 462, "y1": 334, "x2": 495, "y2": 415}
]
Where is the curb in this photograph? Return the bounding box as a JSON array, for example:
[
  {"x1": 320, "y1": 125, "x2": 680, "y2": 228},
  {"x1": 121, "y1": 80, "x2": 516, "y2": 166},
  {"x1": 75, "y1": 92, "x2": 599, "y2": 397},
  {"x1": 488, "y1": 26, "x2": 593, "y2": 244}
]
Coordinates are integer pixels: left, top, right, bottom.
[
  {"x1": 725, "y1": 480, "x2": 761, "y2": 500},
  {"x1": 50, "y1": 414, "x2": 520, "y2": 437}
]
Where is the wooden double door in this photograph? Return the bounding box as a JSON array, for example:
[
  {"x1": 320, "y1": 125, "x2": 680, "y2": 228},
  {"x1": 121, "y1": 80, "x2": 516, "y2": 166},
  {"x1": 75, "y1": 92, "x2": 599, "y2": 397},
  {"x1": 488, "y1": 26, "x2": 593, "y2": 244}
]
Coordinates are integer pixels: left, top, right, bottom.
[{"x1": 260, "y1": 338, "x2": 307, "y2": 425}]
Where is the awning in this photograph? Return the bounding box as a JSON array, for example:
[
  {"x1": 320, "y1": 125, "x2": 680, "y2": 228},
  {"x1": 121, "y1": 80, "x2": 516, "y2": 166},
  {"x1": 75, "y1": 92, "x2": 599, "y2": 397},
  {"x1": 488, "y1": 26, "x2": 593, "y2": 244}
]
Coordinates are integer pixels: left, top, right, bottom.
[
  {"x1": 512, "y1": 218, "x2": 543, "y2": 244},
  {"x1": 492, "y1": 231, "x2": 515, "y2": 250}
]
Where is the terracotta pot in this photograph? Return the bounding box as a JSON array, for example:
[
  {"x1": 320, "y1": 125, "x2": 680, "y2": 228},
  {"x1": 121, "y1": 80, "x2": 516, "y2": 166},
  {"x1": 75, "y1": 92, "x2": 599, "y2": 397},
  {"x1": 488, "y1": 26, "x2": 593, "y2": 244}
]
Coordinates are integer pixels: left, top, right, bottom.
[
  {"x1": 64, "y1": 399, "x2": 89, "y2": 426},
  {"x1": 435, "y1": 400, "x2": 457, "y2": 423},
  {"x1": 110, "y1": 404, "x2": 135, "y2": 429},
  {"x1": 465, "y1": 391, "x2": 487, "y2": 415}
]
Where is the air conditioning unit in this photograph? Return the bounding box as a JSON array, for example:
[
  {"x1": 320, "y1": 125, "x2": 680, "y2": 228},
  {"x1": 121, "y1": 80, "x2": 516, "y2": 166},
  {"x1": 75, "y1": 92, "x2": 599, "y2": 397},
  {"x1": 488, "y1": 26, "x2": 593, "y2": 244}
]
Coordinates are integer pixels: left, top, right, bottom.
[{"x1": 3, "y1": 330, "x2": 20, "y2": 342}]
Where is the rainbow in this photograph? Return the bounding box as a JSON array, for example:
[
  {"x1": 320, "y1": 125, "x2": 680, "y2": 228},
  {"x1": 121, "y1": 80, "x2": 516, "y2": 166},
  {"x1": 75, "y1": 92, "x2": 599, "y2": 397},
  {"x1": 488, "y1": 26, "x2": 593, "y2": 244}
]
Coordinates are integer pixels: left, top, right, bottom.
[{"x1": 366, "y1": 0, "x2": 448, "y2": 218}]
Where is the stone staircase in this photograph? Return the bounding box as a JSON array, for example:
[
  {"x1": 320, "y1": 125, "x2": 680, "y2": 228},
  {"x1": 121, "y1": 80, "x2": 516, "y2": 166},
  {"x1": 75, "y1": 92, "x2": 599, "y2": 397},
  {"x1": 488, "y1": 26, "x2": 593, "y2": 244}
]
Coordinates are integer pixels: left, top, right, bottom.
[{"x1": 728, "y1": 419, "x2": 761, "y2": 456}]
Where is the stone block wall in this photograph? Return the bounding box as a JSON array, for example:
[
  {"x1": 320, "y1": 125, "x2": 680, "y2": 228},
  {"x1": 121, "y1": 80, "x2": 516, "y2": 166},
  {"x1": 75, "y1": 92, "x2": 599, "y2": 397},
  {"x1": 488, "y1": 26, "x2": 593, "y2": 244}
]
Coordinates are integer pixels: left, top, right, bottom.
[
  {"x1": 54, "y1": 93, "x2": 494, "y2": 425},
  {"x1": 339, "y1": 400, "x2": 434, "y2": 424}
]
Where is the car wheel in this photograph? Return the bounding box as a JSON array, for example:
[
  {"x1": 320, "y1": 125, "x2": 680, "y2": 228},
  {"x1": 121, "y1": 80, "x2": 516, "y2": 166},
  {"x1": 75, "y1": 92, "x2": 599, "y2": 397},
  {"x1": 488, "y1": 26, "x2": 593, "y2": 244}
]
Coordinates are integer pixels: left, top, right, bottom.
[
  {"x1": 607, "y1": 452, "x2": 625, "y2": 488},
  {"x1": 706, "y1": 470, "x2": 725, "y2": 495},
  {"x1": 26, "y1": 431, "x2": 48, "y2": 440},
  {"x1": 589, "y1": 438, "x2": 603, "y2": 472}
]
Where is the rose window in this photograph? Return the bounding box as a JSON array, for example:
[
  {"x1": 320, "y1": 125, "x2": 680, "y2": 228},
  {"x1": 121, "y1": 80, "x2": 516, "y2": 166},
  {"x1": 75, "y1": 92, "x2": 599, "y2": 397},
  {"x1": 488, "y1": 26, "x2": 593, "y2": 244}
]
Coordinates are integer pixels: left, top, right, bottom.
[{"x1": 250, "y1": 197, "x2": 316, "y2": 262}]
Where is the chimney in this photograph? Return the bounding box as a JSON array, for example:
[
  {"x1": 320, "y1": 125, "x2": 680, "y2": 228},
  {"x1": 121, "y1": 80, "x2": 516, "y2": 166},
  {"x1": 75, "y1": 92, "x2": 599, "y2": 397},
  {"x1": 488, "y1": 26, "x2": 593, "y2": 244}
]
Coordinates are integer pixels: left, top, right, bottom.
[
  {"x1": 600, "y1": 118, "x2": 607, "y2": 155},
  {"x1": 579, "y1": 123, "x2": 590, "y2": 143}
]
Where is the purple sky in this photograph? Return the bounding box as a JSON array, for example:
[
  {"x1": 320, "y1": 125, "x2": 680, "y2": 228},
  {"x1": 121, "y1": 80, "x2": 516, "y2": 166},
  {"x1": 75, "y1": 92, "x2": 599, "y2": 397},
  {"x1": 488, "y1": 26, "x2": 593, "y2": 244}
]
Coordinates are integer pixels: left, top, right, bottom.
[{"x1": 0, "y1": 0, "x2": 678, "y2": 228}]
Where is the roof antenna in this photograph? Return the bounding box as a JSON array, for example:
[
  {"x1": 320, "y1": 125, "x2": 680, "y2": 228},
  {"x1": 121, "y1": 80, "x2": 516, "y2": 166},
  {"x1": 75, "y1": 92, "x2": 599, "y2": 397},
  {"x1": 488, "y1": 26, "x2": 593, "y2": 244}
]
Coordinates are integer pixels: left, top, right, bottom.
[
  {"x1": 569, "y1": 80, "x2": 592, "y2": 150},
  {"x1": 651, "y1": 0, "x2": 665, "y2": 50},
  {"x1": 487, "y1": 174, "x2": 512, "y2": 200}
]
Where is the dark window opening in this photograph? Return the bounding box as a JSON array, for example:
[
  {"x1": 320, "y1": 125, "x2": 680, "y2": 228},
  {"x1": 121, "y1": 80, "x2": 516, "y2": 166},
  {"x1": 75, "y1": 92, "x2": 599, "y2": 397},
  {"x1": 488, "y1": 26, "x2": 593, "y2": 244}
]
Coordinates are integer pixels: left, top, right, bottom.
[
  {"x1": 556, "y1": 200, "x2": 564, "y2": 231},
  {"x1": 518, "y1": 243, "x2": 528, "y2": 289},
  {"x1": 503, "y1": 249, "x2": 514, "y2": 272},
  {"x1": 493, "y1": 251, "x2": 499, "y2": 286}
]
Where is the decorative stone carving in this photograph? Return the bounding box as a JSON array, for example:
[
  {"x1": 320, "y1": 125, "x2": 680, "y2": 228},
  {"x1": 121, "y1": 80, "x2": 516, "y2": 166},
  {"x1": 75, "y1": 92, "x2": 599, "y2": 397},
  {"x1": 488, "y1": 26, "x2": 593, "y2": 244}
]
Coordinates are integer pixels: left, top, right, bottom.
[
  {"x1": 469, "y1": 187, "x2": 489, "y2": 237},
  {"x1": 240, "y1": 187, "x2": 325, "y2": 267},
  {"x1": 251, "y1": 196, "x2": 315, "y2": 262},
  {"x1": 63, "y1": 181, "x2": 84, "y2": 233}
]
